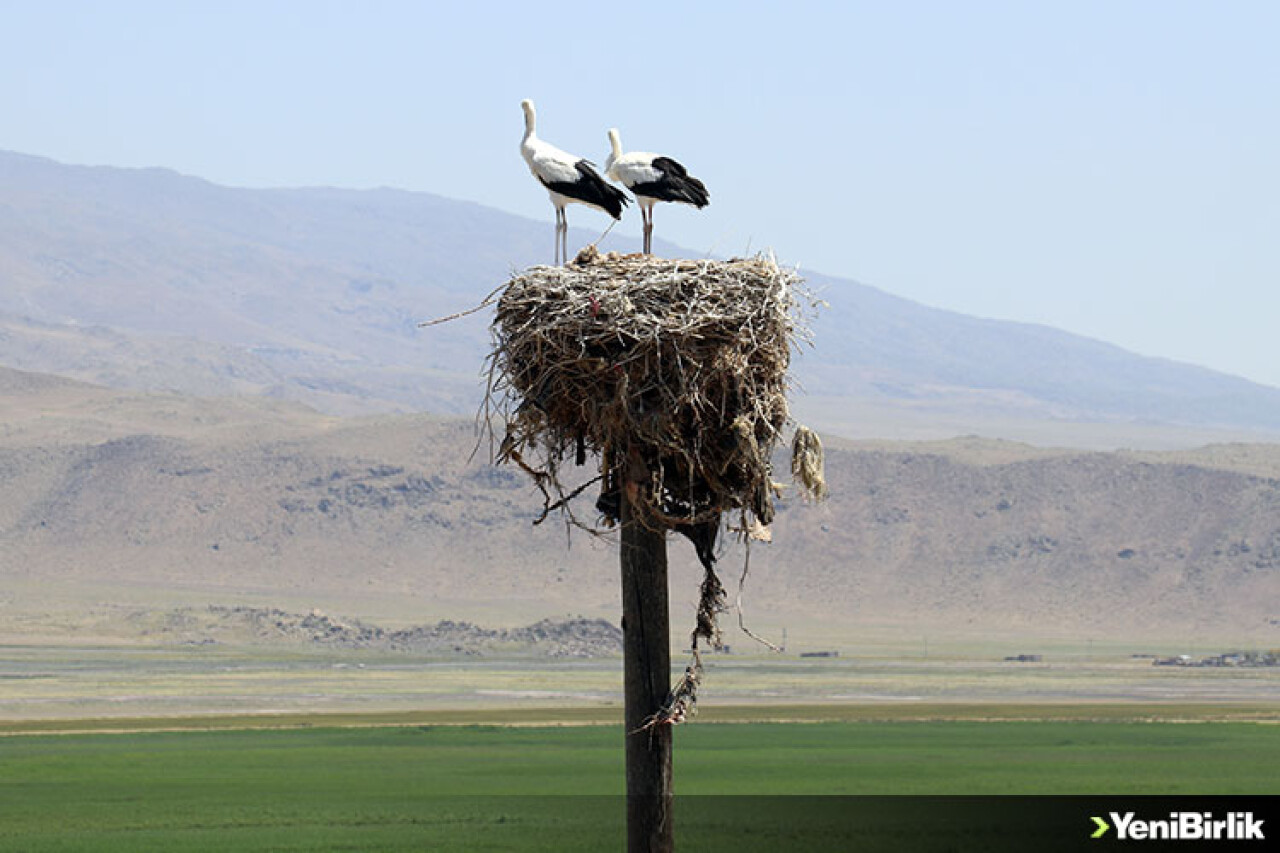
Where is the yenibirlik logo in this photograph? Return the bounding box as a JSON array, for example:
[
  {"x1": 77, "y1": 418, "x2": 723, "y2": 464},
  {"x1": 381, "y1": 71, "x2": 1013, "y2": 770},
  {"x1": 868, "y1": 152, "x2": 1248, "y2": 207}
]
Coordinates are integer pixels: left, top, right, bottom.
[{"x1": 1091, "y1": 811, "x2": 1265, "y2": 842}]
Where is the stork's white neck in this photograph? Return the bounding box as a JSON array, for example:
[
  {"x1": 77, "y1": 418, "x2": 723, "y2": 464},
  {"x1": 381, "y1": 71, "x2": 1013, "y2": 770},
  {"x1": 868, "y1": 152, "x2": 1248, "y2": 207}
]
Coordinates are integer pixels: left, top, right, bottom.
[
  {"x1": 521, "y1": 100, "x2": 537, "y2": 141},
  {"x1": 607, "y1": 128, "x2": 623, "y2": 159}
]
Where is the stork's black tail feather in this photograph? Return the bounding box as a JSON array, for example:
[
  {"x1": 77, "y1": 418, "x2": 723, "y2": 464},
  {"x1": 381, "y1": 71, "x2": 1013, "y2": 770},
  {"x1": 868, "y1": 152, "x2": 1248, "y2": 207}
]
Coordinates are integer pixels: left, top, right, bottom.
[
  {"x1": 566, "y1": 160, "x2": 629, "y2": 219},
  {"x1": 538, "y1": 159, "x2": 629, "y2": 220},
  {"x1": 636, "y1": 156, "x2": 710, "y2": 209}
]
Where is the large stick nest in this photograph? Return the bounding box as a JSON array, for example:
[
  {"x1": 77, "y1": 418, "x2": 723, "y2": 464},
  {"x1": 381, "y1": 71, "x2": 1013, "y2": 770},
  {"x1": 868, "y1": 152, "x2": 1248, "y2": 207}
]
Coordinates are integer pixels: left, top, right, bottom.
[{"x1": 485, "y1": 247, "x2": 818, "y2": 533}]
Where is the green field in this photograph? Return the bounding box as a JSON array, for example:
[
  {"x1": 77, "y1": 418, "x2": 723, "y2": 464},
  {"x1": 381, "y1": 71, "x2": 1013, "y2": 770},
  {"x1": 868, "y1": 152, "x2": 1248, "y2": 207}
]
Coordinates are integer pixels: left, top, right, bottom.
[{"x1": 2, "y1": 711, "x2": 1277, "y2": 852}]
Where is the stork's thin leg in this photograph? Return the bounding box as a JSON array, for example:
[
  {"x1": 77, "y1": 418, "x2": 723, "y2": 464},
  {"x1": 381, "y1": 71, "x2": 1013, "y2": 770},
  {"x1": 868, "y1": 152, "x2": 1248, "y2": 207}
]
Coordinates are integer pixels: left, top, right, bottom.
[
  {"x1": 555, "y1": 208, "x2": 566, "y2": 265},
  {"x1": 643, "y1": 207, "x2": 653, "y2": 255},
  {"x1": 561, "y1": 210, "x2": 569, "y2": 266}
]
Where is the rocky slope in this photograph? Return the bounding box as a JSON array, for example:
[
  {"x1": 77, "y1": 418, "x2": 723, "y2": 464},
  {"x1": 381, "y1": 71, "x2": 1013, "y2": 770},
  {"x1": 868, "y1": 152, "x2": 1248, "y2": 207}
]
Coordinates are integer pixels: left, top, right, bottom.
[{"x1": 3, "y1": 368, "x2": 1278, "y2": 646}]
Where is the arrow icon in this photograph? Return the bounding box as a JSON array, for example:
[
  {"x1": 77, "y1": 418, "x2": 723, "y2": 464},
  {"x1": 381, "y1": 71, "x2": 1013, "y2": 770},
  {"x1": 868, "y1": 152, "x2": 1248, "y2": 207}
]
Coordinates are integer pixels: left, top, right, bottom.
[{"x1": 1091, "y1": 816, "x2": 1110, "y2": 839}]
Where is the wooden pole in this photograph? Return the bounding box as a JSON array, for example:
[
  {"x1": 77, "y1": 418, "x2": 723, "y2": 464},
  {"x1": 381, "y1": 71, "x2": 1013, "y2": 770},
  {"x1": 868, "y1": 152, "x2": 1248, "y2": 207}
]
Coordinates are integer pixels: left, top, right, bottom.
[{"x1": 620, "y1": 487, "x2": 673, "y2": 852}]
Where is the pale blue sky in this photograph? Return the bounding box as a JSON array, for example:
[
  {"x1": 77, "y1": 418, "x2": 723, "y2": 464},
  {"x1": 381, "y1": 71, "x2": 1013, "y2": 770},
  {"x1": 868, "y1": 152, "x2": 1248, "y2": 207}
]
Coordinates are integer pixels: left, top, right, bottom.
[{"x1": 3, "y1": 1, "x2": 1278, "y2": 386}]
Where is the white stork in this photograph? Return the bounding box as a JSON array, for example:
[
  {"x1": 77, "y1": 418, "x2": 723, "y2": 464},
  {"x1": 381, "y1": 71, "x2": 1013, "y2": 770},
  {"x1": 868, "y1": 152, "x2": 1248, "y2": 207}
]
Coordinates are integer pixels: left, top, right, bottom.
[
  {"x1": 520, "y1": 99, "x2": 628, "y2": 265},
  {"x1": 604, "y1": 128, "x2": 710, "y2": 255}
]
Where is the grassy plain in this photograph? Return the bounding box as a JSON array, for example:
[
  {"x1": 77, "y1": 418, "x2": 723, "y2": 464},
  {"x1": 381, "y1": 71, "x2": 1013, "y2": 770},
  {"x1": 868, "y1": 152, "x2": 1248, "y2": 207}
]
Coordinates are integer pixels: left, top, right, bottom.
[
  {"x1": 3, "y1": 643, "x2": 1277, "y2": 850},
  {"x1": 2, "y1": 711, "x2": 1278, "y2": 851}
]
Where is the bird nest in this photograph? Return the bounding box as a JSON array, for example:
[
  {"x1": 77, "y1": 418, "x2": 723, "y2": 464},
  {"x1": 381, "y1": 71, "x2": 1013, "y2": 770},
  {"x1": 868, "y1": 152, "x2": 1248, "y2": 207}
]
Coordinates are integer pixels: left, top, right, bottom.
[{"x1": 484, "y1": 247, "x2": 821, "y2": 535}]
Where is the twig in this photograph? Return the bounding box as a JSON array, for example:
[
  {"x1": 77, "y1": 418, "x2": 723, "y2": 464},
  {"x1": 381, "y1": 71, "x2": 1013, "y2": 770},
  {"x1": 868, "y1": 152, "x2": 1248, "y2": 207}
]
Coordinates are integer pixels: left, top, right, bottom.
[
  {"x1": 418, "y1": 282, "x2": 506, "y2": 328},
  {"x1": 735, "y1": 538, "x2": 783, "y2": 653},
  {"x1": 533, "y1": 475, "x2": 603, "y2": 526}
]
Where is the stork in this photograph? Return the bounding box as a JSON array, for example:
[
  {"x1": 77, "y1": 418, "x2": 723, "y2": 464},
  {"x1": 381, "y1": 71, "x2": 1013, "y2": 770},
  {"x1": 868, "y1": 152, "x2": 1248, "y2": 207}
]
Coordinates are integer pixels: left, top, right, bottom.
[
  {"x1": 520, "y1": 99, "x2": 628, "y2": 265},
  {"x1": 605, "y1": 128, "x2": 710, "y2": 255}
]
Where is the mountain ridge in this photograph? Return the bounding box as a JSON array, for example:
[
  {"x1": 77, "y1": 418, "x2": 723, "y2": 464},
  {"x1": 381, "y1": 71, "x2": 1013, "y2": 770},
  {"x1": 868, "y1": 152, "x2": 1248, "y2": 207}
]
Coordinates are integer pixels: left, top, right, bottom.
[{"x1": 4, "y1": 148, "x2": 1280, "y2": 449}]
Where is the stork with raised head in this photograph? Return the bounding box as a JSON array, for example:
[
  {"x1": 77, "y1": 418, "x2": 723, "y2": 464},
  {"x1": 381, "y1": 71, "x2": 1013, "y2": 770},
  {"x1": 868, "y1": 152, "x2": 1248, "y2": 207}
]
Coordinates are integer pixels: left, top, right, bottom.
[
  {"x1": 605, "y1": 128, "x2": 710, "y2": 255},
  {"x1": 520, "y1": 99, "x2": 628, "y2": 265}
]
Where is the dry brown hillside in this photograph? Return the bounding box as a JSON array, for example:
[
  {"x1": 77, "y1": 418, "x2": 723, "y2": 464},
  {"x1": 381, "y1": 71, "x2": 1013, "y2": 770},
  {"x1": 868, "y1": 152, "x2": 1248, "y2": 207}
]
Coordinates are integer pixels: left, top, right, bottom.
[{"x1": 2, "y1": 366, "x2": 1278, "y2": 647}]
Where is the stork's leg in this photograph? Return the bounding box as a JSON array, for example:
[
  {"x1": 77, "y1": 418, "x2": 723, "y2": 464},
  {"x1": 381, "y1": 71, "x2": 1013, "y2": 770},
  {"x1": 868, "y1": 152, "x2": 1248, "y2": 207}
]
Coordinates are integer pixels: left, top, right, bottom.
[
  {"x1": 643, "y1": 207, "x2": 653, "y2": 255},
  {"x1": 555, "y1": 208, "x2": 566, "y2": 265},
  {"x1": 561, "y1": 210, "x2": 570, "y2": 266}
]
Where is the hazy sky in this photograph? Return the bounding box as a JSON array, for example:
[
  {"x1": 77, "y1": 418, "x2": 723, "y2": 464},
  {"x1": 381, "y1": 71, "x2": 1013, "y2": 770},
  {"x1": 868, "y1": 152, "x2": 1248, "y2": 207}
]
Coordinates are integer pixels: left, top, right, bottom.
[{"x1": 3, "y1": 1, "x2": 1278, "y2": 387}]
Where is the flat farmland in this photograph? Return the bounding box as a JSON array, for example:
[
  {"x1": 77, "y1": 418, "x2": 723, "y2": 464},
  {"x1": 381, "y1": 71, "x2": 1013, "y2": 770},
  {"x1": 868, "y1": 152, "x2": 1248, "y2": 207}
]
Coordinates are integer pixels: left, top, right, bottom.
[
  {"x1": 2, "y1": 714, "x2": 1278, "y2": 852},
  {"x1": 3, "y1": 643, "x2": 1278, "y2": 722},
  {"x1": 3, "y1": 643, "x2": 1278, "y2": 851}
]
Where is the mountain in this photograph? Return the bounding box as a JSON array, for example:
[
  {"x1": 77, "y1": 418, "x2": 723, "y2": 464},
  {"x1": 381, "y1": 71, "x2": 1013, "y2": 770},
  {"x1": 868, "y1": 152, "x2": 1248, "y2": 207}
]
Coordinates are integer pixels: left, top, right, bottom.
[
  {"x1": 4, "y1": 148, "x2": 1280, "y2": 447},
  {"x1": 2, "y1": 365, "x2": 1277, "y2": 646}
]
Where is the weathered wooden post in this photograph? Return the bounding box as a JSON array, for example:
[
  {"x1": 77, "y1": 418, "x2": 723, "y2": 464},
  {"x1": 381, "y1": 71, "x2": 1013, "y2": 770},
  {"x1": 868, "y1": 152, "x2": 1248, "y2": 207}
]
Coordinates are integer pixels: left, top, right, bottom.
[
  {"x1": 620, "y1": 488, "x2": 673, "y2": 851},
  {"x1": 483, "y1": 246, "x2": 822, "y2": 851}
]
